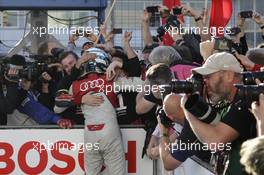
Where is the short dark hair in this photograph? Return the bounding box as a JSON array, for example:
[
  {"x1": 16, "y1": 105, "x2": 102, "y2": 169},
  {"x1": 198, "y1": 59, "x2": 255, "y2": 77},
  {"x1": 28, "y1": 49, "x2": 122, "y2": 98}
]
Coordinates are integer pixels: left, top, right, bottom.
[
  {"x1": 112, "y1": 49, "x2": 128, "y2": 61},
  {"x1": 146, "y1": 63, "x2": 172, "y2": 86},
  {"x1": 58, "y1": 51, "x2": 79, "y2": 63},
  {"x1": 240, "y1": 136, "x2": 264, "y2": 175},
  {"x1": 10, "y1": 54, "x2": 26, "y2": 66}
]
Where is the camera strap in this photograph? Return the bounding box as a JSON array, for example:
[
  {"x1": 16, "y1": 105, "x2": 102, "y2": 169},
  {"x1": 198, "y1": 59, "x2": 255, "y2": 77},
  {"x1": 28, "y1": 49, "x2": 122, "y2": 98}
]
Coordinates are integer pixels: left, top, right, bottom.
[{"x1": 211, "y1": 150, "x2": 230, "y2": 175}]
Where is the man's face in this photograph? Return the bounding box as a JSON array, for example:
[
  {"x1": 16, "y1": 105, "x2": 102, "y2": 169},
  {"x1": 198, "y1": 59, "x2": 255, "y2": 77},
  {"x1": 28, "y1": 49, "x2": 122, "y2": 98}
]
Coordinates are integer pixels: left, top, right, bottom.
[
  {"x1": 203, "y1": 71, "x2": 230, "y2": 104},
  {"x1": 61, "y1": 54, "x2": 77, "y2": 75}
]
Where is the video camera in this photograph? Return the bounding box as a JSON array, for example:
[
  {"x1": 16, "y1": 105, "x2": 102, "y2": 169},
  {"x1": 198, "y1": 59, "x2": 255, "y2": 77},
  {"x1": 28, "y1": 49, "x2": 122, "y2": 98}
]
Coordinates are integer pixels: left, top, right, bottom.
[
  {"x1": 20, "y1": 62, "x2": 50, "y2": 81},
  {"x1": 2, "y1": 48, "x2": 63, "y2": 82}
]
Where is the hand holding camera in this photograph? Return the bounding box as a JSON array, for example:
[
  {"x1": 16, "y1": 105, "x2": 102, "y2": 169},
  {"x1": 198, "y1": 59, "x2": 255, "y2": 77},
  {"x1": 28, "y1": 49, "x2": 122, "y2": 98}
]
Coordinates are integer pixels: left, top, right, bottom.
[
  {"x1": 123, "y1": 31, "x2": 132, "y2": 43},
  {"x1": 40, "y1": 71, "x2": 52, "y2": 93},
  {"x1": 181, "y1": 5, "x2": 199, "y2": 18},
  {"x1": 157, "y1": 108, "x2": 174, "y2": 128},
  {"x1": 240, "y1": 11, "x2": 253, "y2": 19},
  {"x1": 252, "y1": 12, "x2": 264, "y2": 26},
  {"x1": 240, "y1": 11, "x2": 264, "y2": 28}
]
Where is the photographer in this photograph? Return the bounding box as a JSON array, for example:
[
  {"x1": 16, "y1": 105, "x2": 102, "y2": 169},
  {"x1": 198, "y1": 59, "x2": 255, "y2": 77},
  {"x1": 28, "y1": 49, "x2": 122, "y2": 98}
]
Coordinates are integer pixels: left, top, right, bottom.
[
  {"x1": 147, "y1": 94, "x2": 184, "y2": 174},
  {"x1": 136, "y1": 63, "x2": 173, "y2": 158},
  {"x1": 136, "y1": 63, "x2": 172, "y2": 114},
  {"x1": 180, "y1": 52, "x2": 256, "y2": 174},
  {"x1": 0, "y1": 55, "x2": 28, "y2": 125},
  {"x1": 157, "y1": 90, "x2": 213, "y2": 172}
]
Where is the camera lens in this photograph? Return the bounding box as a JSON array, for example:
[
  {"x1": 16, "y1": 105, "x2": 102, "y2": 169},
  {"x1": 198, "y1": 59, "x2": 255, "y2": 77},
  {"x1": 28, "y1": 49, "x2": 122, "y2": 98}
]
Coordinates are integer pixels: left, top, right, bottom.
[
  {"x1": 242, "y1": 71, "x2": 264, "y2": 85},
  {"x1": 171, "y1": 80, "x2": 194, "y2": 94},
  {"x1": 185, "y1": 94, "x2": 209, "y2": 118},
  {"x1": 235, "y1": 84, "x2": 264, "y2": 102},
  {"x1": 185, "y1": 94, "x2": 220, "y2": 124}
]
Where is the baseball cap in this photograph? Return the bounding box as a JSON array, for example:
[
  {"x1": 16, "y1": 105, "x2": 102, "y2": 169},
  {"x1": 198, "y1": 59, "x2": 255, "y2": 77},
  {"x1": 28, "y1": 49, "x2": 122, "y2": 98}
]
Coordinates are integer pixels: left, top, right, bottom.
[{"x1": 192, "y1": 52, "x2": 243, "y2": 75}]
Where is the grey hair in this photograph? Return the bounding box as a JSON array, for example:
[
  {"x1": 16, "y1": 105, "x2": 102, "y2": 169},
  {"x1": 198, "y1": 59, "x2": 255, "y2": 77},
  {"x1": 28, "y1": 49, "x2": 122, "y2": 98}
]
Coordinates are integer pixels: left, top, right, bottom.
[
  {"x1": 240, "y1": 136, "x2": 264, "y2": 175},
  {"x1": 148, "y1": 46, "x2": 182, "y2": 66}
]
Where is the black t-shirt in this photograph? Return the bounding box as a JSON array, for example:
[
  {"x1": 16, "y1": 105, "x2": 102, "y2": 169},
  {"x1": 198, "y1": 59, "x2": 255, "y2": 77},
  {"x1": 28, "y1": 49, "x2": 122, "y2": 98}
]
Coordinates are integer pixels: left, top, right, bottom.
[
  {"x1": 220, "y1": 94, "x2": 256, "y2": 175},
  {"x1": 221, "y1": 95, "x2": 256, "y2": 141}
]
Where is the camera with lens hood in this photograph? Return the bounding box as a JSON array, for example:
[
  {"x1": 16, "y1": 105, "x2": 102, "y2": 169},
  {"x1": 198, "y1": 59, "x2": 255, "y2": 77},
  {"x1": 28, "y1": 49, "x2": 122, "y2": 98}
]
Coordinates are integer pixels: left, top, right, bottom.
[
  {"x1": 234, "y1": 71, "x2": 264, "y2": 104},
  {"x1": 241, "y1": 71, "x2": 264, "y2": 85},
  {"x1": 159, "y1": 73, "x2": 204, "y2": 100}
]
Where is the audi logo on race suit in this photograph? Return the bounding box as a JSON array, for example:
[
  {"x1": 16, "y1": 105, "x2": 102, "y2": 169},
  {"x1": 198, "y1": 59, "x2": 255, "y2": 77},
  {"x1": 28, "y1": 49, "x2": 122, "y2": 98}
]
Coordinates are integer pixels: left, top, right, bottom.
[{"x1": 79, "y1": 78, "x2": 105, "y2": 92}]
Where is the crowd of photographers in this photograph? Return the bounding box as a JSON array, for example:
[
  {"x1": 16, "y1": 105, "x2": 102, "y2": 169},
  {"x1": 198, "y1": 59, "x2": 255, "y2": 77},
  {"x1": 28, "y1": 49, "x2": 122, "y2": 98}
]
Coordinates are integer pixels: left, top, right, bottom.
[{"x1": 1, "y1": 4, "x2": 264, "y2": 175}]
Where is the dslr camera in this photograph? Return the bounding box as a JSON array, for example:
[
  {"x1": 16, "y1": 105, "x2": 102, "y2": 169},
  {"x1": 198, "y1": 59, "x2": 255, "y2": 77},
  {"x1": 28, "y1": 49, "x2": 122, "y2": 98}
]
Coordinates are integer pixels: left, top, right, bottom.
[
  {"x1": 235, "y1": 71, "x2": 264, "y2": 103},
  {"x1": 159, "y1": 73, "x2": 204, "y2": 99},
  {"x1": 157, "y1": 14, "x2": 180, "y2": 40},
  {"x1": 160, "y1": 73, "x2": 223, "y2": 126}
]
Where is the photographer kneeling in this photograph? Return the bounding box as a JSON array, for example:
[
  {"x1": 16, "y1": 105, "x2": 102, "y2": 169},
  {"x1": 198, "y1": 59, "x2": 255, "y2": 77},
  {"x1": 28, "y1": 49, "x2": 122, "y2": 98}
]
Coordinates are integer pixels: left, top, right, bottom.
[{"x1": 176, "y1": 52, "x2": 256, "y2": 175}]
